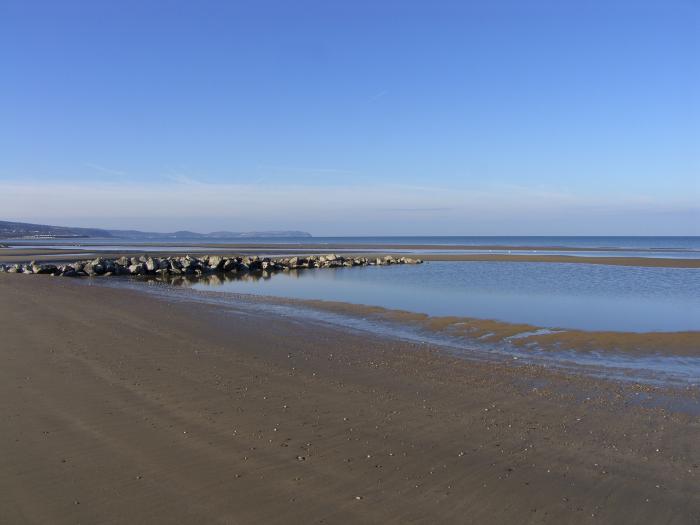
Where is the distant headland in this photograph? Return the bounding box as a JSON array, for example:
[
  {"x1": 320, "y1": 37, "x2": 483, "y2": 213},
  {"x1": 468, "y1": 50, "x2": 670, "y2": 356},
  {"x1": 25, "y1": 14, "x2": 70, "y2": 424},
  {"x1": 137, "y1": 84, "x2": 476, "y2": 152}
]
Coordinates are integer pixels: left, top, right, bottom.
[{"x1": 0, "y1": 220, "x2": 311, "y2": 240}]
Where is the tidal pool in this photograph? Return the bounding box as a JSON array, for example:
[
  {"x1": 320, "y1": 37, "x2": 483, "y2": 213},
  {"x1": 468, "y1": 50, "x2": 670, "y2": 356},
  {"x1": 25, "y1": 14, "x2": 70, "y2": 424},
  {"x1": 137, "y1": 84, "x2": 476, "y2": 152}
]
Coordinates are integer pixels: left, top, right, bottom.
[{"x1": 185, "y1": 261, "x2": 700, "y2": 332}]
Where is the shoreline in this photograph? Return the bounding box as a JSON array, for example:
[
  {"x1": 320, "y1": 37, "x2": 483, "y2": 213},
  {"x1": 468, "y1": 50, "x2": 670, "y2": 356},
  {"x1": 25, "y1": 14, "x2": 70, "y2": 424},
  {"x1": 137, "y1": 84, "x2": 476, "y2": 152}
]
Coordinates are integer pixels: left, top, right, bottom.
[
  {"x1": 247, "y1": 294, "x2": 700, "y2": 357},
  {"x1": 2, "y1": 247, "x2": 700, "y2": 268},
  {"x1": 4, "y1": 253, "x2": 699, "y2": 351},
  {"x1": 107, "y1": 277, "x2": 700, "y2": 381},
  {"x1": 3, "y1": 252, "x2": 699, "y2": 357}
]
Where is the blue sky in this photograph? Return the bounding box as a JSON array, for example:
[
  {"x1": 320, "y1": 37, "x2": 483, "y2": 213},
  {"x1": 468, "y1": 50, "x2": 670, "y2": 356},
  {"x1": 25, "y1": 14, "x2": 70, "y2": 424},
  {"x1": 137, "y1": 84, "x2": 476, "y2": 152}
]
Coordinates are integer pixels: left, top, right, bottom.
[{"x1": 1, "y1": 0, "x2": 698, "y2": 235}]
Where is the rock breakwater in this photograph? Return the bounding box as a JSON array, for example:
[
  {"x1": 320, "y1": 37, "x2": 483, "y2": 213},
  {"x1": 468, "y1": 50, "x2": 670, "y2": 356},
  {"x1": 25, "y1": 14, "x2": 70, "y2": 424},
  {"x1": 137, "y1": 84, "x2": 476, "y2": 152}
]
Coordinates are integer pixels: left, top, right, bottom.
[{"x1": 0, "y1": 254, "x2": 422, "y2": 277}]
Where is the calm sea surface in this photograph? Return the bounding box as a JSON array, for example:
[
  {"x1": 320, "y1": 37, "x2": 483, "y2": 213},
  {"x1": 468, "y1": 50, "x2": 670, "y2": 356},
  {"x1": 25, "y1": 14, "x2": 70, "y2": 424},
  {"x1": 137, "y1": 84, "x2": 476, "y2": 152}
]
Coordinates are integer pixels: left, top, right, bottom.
[
  {"x1": 188, "y1": 261, "x2": 700, "y2": 332},
  {"x1": 6, "y1": 236, "x2": 700, "y2": 259}
]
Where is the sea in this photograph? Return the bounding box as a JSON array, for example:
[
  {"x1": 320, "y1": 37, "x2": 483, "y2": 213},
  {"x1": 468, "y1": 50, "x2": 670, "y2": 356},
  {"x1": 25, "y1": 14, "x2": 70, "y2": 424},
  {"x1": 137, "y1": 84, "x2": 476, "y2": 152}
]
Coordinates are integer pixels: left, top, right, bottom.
[{"x1": 6, "y1": 235, "x2": 700, "y2": 258}]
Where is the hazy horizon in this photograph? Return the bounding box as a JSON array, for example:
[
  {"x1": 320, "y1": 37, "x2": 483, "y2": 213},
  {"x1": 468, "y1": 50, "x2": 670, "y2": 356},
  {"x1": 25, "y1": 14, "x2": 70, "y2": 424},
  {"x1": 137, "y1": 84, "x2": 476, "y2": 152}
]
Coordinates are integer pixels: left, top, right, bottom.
[
  {"x1": 1, "y1": 1, "x2": 698, "y2": 235},
  {"x1": 3, "y1": 215, "x2": 700, "y2": 239}
]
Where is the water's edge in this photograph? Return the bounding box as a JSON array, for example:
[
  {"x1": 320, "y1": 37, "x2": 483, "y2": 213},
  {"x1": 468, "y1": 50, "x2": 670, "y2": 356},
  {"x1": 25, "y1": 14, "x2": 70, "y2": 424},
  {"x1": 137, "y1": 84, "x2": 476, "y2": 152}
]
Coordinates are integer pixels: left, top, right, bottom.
[{"x1": 89, "y1": 277, "x2": 700, "y2": 390}]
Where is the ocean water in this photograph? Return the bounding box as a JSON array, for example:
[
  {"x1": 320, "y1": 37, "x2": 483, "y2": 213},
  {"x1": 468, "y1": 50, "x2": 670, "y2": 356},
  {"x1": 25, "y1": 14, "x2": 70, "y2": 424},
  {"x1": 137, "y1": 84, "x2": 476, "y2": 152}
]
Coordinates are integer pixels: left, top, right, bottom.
[
  {"x1": 5, "y1": 236, "x2": 700, "y2": 259},
  {"x1": 231, "y1": 236, "x2": 700, "y2": 250},
  {"x1": 186, "y1": 261, "x2": 700, "y2": 332},
  {"x1": 4, "y1": 235, "x2": 700, "y2": 248}
]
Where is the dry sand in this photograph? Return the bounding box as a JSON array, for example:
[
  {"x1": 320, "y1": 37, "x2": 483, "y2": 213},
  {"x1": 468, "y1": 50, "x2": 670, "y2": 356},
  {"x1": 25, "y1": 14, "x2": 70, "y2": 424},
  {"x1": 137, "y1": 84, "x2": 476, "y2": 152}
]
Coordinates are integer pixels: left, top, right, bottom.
[{"x1": 1, "y1": 275, "x2": 699, "y2": 524}]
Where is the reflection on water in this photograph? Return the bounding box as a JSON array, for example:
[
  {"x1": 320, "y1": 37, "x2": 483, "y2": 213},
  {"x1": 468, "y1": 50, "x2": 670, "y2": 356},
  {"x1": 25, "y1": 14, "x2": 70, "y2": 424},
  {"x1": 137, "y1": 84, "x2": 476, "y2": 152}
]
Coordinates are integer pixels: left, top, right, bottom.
[
  {"x1": 153, "y1": 261, "x2": 700, "y2": 332},
  {"x1": 154, "y1": 268, "x2": 305, "y2": 287}
]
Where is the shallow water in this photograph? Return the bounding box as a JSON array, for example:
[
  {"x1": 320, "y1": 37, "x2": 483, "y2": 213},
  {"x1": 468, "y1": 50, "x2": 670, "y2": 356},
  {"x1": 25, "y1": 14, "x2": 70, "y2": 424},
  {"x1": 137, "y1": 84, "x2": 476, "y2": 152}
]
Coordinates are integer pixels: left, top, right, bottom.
[{"x1": 186, "y1": 262, "x2": 700, "y2": 332}]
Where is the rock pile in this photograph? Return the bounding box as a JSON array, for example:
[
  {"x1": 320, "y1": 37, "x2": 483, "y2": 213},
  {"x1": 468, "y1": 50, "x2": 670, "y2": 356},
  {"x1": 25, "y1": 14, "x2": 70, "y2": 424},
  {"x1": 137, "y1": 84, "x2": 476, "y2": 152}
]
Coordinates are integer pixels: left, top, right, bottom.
[{"x1": 0, "y1": 254, "x2": 422, "y2": 277}]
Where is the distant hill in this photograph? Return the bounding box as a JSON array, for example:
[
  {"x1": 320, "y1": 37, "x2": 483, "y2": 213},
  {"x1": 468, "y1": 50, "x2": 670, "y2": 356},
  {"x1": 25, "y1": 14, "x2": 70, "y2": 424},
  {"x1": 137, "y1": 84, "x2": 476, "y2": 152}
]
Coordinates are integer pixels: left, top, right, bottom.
[
  {"x1": 106, "y1": 229, "x2": 313, "y2": 240},
  {"x1": 0, "y1": 220, "x2": 311, "y2": 240},
  {"x1": 0, "y1": 220, "x2": 112, "y2": 239}
]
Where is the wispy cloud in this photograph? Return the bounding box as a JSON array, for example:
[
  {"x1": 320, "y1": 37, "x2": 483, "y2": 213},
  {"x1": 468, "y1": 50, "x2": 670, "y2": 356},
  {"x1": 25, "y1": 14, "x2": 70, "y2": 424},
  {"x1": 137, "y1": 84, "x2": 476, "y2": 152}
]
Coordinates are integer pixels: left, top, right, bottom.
[
  {"x1": 378, "y1": 207, "x2": 453, "y2": 212},
  {"x1": 369, "y1": 90, "x2": 388, "y2": 101},
  {"x1": 256, "y1": 165, "x2": 356, "y2": 175},
  {"x1": 1, "y1": 179, "x2": 697, "y2": 235},
  {"x1": 162, "y1": 173, "x2": 204, "y2": 185},
  {"x1": 83, "y1": 163, "x2": 127, "y2": 177}
]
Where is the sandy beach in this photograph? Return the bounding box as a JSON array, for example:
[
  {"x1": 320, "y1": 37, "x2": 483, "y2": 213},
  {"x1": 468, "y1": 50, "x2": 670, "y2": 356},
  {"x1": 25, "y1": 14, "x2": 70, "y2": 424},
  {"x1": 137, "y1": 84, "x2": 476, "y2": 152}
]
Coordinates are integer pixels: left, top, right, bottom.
[
  {"x1": 4, "y1": 0, "x2": 697, "y2": 521},
  {"x1": 1, "y1": 274, "x2": 698, "y2": 524}
]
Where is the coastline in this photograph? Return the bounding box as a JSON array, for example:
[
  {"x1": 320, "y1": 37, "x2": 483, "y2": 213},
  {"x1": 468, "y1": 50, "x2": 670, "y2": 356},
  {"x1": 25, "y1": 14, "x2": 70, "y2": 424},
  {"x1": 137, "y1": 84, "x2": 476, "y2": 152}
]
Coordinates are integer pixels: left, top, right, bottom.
[
  {"x1": 1, "y1": 274, "x2": 699, "y2": 523},
  {"x1": 2, "y1": 246, "x2": 700, "y2": 268},
  {"x1": 112, "y1": 276, "x2": 700, "y2": 360},
  {"x1": 231, "y1": 294, "x2": 700, "y2": 357}
]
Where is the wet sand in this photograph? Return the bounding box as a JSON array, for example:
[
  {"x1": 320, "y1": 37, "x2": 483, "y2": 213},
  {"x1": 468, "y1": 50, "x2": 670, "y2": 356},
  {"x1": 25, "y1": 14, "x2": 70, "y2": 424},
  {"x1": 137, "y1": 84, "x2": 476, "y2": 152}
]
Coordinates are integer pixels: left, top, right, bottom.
[
  {"x1": 1, "y1": 274, "x2": 699, "y2": 523},
  {"x1": 248, "y1": 295, "x2": 700, "y2": 356}
]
